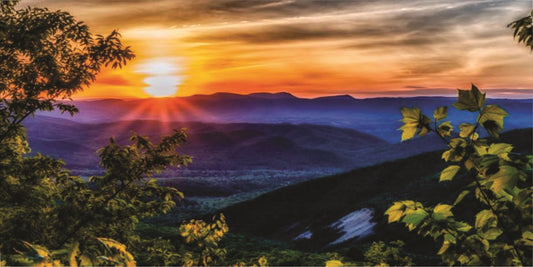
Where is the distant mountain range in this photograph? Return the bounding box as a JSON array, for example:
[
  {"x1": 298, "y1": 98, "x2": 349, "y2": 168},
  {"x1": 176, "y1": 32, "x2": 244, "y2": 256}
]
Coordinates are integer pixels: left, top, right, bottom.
[
  {"x1": 24, "y1": 115, "x2": 454, "y2": 206},
  {"x1": 39, "y1": 92, "x2": 533, "y2": 143},
  {"x1": 25, "y1": 116, "x2": 449, "y2": 173}
]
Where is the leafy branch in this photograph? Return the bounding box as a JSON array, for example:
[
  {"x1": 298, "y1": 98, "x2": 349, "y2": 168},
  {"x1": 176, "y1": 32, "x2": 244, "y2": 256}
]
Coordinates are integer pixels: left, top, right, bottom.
[{"x1": 391, "y1": 85, "x2": 532, "y2": 266}]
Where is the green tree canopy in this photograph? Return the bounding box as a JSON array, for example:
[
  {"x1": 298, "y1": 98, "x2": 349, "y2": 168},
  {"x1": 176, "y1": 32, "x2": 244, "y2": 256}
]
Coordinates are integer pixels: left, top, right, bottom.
[
  {"x1": 0, "y1": 2, "x2": 219, "y2": 266},
  {"x1": 0, "y1": 0, "x2": 134, "y2": 143}
]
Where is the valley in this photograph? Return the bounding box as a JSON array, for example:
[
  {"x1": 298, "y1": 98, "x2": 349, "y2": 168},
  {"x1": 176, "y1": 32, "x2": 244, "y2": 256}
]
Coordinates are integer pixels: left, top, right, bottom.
[{"x1": 24, "y1": 94, "x2": 533, "y2": 222}]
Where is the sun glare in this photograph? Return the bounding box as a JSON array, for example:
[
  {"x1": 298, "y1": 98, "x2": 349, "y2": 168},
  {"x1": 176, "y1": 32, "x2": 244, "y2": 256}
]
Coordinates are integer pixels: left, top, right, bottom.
[{"x1": 136, "y1": 58, "x2": 183, "y2": 97}]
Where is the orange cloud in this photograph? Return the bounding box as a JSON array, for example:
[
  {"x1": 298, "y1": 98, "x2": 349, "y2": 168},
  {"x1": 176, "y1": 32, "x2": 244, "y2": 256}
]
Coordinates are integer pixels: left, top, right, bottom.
[{"x1": 24, "y1": 0, "x2": 533, "y2": 99}]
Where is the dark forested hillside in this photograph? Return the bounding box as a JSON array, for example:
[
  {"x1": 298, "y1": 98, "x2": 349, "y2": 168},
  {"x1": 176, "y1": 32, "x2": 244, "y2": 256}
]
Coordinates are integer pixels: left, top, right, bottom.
[{"x1": 220, "y1": 128, "x2": 533, "y2": 253}]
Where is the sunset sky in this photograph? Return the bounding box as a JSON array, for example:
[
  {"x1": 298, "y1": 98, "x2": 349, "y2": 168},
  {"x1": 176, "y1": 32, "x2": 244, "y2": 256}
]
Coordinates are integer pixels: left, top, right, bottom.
[{"x1": 22, "y1": 0, "x2": 533, "y2": 98}]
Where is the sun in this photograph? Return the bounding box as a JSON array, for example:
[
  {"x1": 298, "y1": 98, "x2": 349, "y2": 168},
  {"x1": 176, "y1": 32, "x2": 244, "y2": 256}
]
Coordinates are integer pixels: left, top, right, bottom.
[{"x1": 136, "y1": 58, "x2": 183, "y2": 97}]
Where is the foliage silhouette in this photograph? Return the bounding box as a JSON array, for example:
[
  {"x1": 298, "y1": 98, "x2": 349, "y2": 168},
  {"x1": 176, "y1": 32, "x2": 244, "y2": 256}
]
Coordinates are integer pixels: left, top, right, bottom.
[
  {"x1": 0, "y1": 1, "x2": 230, "y2": 266},
  {"x1": 363, "y1": 240, "x2": 412, "y2": 266},
  {"x1": 508, "y1": 9, "x2": 533, "y2": 50}
]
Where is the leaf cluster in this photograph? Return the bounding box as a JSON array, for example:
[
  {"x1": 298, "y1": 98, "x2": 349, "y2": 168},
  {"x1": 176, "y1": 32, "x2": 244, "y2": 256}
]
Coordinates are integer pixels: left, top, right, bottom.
[
  {"x1": 508, "y1": 10, "x2": 533, "y2": 50},
  {"x1": 389, "y1": 85, "x2": 533, "y2": 266},
  {"x1": 10, "y1": 238, "x2": 136, "y2": 266},
  {"x1": 0, "y1": 128, "x2": 193, "y2": 264},
  {"x1": 363, "y1": 240, "x2": 413, "y2": 266},
  {"x1": 136, "y1": 215, "x2": 229, "y2": 266}
]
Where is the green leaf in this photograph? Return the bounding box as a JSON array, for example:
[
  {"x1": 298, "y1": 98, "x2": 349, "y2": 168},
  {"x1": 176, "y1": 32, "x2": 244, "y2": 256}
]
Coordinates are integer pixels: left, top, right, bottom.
[
  {"x1": 478, "y1": 105, "x2": 508, "y2": 138},
  {"x1": 402, "y1": 209, "x2": 428, "y2": 230},
  {"x1": 452, "y1": 84, "x2": 486, "y2": 112},
  {"x1": 437, "y1": 121, "x2": 453, "y2": 137},
  {"x1": 432, "y1": 204, "x2": 453, "y2": 220},
  {"x1": 440, "y1": 165, "x2": 460, "y2": 182},
  {"x1": 453, "y1": 190, "x2": 470, "y2": 205},
  {"x1": 475, "y1": 209, "x2": 496, "y2": 229},
  {"x1": 433, "y1": 106, "x2": 448, "y2": 121},
  {"x1": 514, "y1": 188, "x2": 533, "y2": 207}
]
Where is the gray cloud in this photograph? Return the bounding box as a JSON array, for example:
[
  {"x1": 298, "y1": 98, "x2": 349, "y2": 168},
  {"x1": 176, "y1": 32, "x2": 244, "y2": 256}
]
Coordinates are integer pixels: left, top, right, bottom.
[
  {"x1": 181, "y1": 0, "x2": 529, "y2": 48},
  {"x1": 27, "y1": 0, "x2": 531, "y2": 45}
]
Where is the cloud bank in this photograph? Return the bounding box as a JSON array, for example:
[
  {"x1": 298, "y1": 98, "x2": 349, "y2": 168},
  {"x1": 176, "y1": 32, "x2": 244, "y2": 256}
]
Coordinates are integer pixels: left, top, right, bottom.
[{"x1": 24, "y1": 0, "x2": 533, "y2": 98}]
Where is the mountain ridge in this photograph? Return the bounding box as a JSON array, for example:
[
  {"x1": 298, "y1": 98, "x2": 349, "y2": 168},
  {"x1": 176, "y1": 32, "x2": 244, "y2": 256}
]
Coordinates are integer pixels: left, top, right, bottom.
[{"x1": 37, "y1": 94, "x2": 533, "y2": 143}]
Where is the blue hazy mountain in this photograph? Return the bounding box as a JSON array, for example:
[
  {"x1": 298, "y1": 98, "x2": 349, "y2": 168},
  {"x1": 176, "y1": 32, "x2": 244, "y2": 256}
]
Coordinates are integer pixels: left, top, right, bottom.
[{"x1": 39, "y1": 93, "x2": 532, "y2": 143}]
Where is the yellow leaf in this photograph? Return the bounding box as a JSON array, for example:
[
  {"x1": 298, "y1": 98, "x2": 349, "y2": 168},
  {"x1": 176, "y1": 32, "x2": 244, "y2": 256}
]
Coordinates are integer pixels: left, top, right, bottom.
[
  {"x1": 479, "y1": 105, "x2": 508, "y2": 138},
  {"x1": 459, "y1": 123, "x2": 475, "y2": 138},
  {"x1": 489, "y1": 166, "x2": 519, "y2": 195},
  {"x1": 487, "y1": 143, "x2": 513, "y2": 161},
  {"x1": 433, "y1": 204, "x2": 453, "y2": 218},
  {"x1": 258, "y1": 256, "x2": 268, "y2": 267},
  {"x1": 474, "y1": 143, "x2": 488, "y2": 155},
  {"x1": 386, "y1": 210, "x2": 404, "y2": 223},
  {"x1": 400, "y1": 124, "x2": 417, "y2": 141},
  {"x1": 475, "y1": 209, "x2": 496, "y2": 228},
  {"x1": 385, "y1": 202, "x2": 405, "y2": 219},
  {"x1": 6, "y1": 175, "x2": 20, "y2": 185},
  {"x1": 437, "y1": 121, "x2": 453, "y2": 137},
  {"x1": 438, "y1": 240, "x2": 451, "y2": 255},
  {"x1": 433, "y1": 106, "x2": 448, "y2": 121},
  {"x1": 488, "y1": 143, "x2": 513, "y2": 155},
  {"x1": 325, "y1": 260, "x2": 344, "y2": 267},
  {"x1": 440, "y1": 165, "x2": 460, "y2": 182},
  {"x1": 69, "y1": 242, "x2": 80, "y2": 267},
  {"x1": 431, "y1": 204, "x2": 453, "y2": 221},
  {"x1": 79, "y1": 255, "x2": 93, "y2": 266},
  {"x1": 458, "y1": 255, "x2": 470, "y2": 264},
  {"x1": 400, "y1": 107, "x2": 421, "y2": 123},
  {"x1": 97, "y1": 238, "x2": 127, "y2": 253}
]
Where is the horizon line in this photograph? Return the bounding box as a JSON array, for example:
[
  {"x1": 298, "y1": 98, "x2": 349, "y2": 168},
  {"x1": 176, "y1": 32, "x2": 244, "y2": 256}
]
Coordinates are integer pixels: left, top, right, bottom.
[{"x1": 71, "y1": 90, "x2": 533, "y2": 101}]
